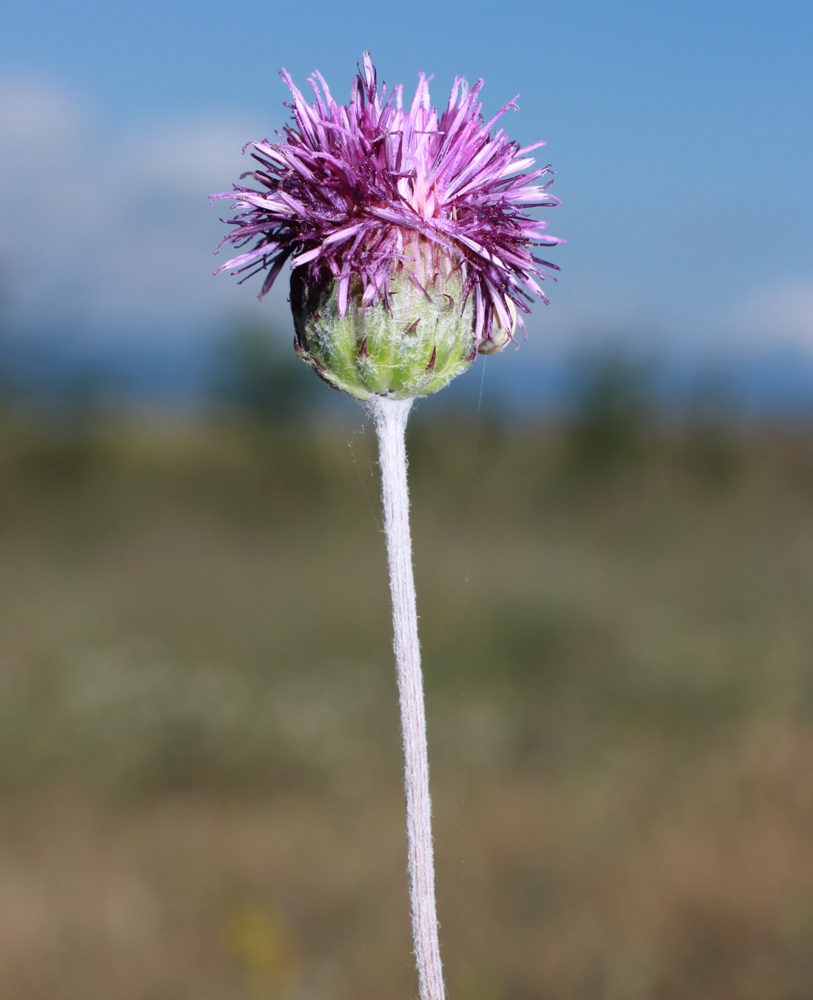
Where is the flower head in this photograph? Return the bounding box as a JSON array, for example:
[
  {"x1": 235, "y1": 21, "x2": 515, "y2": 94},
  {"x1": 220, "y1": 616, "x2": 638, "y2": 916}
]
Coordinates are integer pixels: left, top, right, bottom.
[{"x1": 213, "y1": 54, "x2": 561, "y2": 399}]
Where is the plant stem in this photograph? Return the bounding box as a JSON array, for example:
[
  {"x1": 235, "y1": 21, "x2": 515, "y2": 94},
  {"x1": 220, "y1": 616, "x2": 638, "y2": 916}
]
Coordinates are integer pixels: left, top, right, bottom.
[{"x1": 368, "y1": 395, "x2": 445, "y2": 1000}]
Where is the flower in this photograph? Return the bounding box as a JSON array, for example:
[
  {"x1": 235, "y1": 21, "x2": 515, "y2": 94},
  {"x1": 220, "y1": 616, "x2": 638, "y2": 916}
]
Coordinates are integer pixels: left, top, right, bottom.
[{"x1": 213, "y1": 54, "x2": 561, "y2": 399}]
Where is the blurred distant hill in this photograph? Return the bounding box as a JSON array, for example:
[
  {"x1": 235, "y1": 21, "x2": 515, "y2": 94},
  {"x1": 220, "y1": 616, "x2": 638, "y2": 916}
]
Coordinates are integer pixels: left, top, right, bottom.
[{"x1": 3, "y1": 320, "x2": 813, "y2": 421}]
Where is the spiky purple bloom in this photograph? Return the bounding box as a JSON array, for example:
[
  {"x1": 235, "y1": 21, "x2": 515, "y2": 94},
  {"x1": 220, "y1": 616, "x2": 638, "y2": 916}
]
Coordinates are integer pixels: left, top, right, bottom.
[{"x1": 213, "y1": 53, "x2": 560, "y2": 352}]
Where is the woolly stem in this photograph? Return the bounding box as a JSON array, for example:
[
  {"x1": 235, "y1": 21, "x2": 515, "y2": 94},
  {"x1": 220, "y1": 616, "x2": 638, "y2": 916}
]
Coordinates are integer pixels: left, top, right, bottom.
[{"x1": 368, "y1": 395, "x2": 445, "y2": 1000}]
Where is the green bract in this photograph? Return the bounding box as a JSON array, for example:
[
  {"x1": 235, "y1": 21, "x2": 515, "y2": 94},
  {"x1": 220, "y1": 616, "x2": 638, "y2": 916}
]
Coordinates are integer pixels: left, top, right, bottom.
[{"x1": 291, "y1": 241, "x2": 479, "y2": 401}]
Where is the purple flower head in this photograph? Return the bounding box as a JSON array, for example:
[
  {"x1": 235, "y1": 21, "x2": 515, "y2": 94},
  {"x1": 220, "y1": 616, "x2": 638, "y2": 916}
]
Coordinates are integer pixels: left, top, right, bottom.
[{"x1": 213, "y1": 53, "x2": 561, "y2": 350}]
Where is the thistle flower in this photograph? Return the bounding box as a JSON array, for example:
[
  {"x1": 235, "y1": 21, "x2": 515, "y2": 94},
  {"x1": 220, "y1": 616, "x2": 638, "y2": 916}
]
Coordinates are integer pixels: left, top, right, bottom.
[
  {"x1": 213, "y1": 53, "x2": 560, "y2": 400},
  {"x1": 212, "y1": 56, "x2": 561, "y2": 1000}
]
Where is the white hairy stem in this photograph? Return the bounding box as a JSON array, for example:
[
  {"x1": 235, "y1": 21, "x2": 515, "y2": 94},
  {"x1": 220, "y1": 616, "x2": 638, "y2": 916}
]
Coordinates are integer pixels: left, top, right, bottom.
[{"x1": 368, "y1": 395, "x2": 445, "y2": 1000}]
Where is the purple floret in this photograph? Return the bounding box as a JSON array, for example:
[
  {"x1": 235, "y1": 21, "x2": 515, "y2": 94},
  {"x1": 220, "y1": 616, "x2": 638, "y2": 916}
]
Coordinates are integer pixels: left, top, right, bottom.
[{"x1": 213, "y1": 53, "x2": 561, "y2": 346}]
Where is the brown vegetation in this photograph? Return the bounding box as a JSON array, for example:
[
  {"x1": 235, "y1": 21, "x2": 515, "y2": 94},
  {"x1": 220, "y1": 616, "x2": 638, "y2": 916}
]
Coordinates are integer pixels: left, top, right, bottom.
[{"x1": 1, "y1": 410, "x2": 813, "y2": 999}]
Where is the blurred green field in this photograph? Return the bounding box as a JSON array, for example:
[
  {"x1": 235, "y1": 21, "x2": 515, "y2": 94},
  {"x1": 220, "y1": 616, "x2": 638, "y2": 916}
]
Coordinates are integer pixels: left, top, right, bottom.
[{"x1": 2, "y1": 401, "x2": 813, "y2": 1000}]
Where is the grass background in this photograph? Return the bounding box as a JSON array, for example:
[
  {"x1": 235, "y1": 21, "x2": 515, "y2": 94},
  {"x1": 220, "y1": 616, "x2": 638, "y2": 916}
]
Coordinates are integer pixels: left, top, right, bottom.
[{"x1": 2, "y1": 371, "x2": 813, "y2": 999}]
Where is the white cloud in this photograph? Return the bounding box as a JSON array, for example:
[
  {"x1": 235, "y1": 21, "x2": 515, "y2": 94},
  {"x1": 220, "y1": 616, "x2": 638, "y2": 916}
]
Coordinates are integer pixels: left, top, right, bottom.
[
  {"x1": 0, "y1": 79, "x2": 83, "y2": 150},
  {"x1": 725, "y1": 281, "x2": 813, "y2": 355},
  {"x1": 0, "y1": 78, "x2": 284, "y2": 340},
  {"x1": 517, "y1": 271, "x2": 674, "y2": 360}
]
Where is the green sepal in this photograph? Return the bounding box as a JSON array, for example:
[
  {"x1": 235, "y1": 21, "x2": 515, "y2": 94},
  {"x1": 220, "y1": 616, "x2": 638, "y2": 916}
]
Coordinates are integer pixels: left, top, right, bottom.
[{"x1": 290, "y1": 242, "x2": 477, "y2": 401}]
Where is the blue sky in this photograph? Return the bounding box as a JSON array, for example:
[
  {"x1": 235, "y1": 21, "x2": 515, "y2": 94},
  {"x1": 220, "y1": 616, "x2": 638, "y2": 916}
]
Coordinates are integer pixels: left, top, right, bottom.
[{"x1": 1, "y1": 0, "x2": 812, "y2": 366}]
